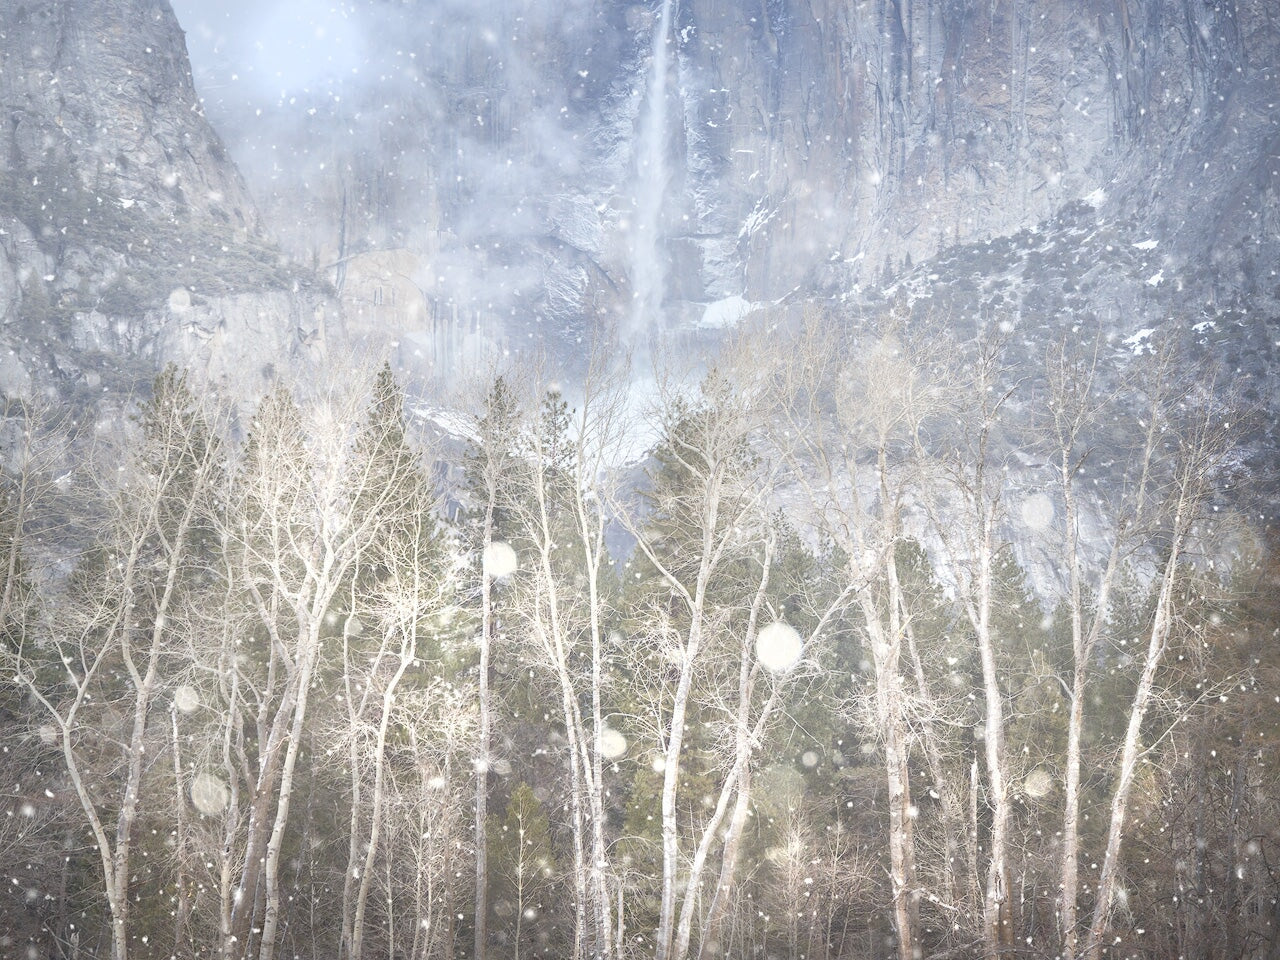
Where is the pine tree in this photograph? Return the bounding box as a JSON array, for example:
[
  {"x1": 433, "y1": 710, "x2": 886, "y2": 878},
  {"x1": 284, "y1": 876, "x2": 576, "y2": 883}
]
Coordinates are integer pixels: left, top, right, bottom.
[
  {"x1": 349, "y1": 362, "x2": 447, "y2": 603},
  {"x1": 460, "y1": 372, "x2": 528, "y2": 960},
  {"x1": 489, "y1": 782, "x2": 560, "y2": 960}
]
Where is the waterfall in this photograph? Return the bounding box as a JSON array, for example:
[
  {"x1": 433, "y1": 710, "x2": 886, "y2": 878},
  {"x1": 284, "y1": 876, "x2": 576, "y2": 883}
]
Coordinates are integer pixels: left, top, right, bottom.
[{"x1": 630, "y1": 0, "x2": 677, "y2": 348}]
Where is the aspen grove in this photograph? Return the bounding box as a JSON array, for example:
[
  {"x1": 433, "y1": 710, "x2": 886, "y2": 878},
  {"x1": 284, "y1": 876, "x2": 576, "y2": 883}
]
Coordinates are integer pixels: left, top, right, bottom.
[{"x1": 1, "y1": 315, "x2": 1276, "y2": 960}]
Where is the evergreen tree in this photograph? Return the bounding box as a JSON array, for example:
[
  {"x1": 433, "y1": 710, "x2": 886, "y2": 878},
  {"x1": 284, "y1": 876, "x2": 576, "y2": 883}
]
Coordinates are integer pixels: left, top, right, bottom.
[
  {"x1": 489, "y1": 782, "x2": 560, "y2": 960},
  {"x1": 460, "y1": 372, "x2": 528, "y2": 960}
]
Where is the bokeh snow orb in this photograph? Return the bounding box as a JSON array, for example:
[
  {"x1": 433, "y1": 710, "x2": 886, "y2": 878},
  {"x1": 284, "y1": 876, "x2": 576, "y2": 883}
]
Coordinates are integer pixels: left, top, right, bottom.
[
  {"x1": 1020, "y1": 493, "x2": 1055, "y2": 530},
  {"x1": 167, "y1": 288, "x2": 191, "y2": 313},
  {"x1": 174, "y1": 684, "x2": 200, "y2": 714},
  {"x1": 759, "y1": 764, "x2": 806, "y2": 808},
  {"x1": 1024, "y1": 768, "x2": 1053, "y2": 798},
  {"x1": 191, "y1": 771, "x2": 229, "y2": 816},
  {"x1": 483, "y1": 541, "x2": 519, "y2": 579},
  {"x1": 756, "y1": 622, "x2": 803, "y2": 673},
  {"x1": 599, "y1": 727, "x2": 628, "y2": 760},
  {"x1": 801, "y1": 750, "x2": 819, "y2": 768}
]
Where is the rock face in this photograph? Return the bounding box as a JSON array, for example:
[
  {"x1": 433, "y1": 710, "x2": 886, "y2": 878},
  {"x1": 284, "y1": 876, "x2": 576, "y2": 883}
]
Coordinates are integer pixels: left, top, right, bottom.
[
  {"x1": 653, "y1": 0, "x2": 1280, "y2": 307},
  {"x1": 172, "y1": 0, "x2": 1274, "y2": 595},
  {"x1": 0, "y1": 0, "x2": 332, "y2": 404},
  {"x1": 1, "y1": 0, "x2": 257, "y2": 228},
  {"x1": 1, "y1": 0, "x2": 1276, "y2": 409},
  {"x1": 192, "y1": 0, "x2": 1277, "y2": 376}
]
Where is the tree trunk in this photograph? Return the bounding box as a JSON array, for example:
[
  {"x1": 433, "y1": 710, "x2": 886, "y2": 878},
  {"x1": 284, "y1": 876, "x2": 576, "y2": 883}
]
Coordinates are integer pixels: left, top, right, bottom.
[
  {"x1": 1084, "y1": 527, "x2": 1182, "y2": 960},
  {"x1": 340, "y1": 635, "x2": 366, "y2": 960},
  {"x1": 352, "y1": 642, "x2": 415, "y2": 960},
  {"x1": 699, "y1": 765, "x2": 753, "y2": 960},
  {"x1": 580, "y1": 511, "x2": 614, "y2": 960},
  {"x1": 259, "y1": 626, "x2": 324, "y2": 960},
  {"x1": 475, "y1": 500, "x2": 496, "y2": 960},
  {"x1": 656, "y1": 614, "x2": 702, "y2": 960},
  {"x1": 869, "y1": 529, "x2": 920, "y2": 960},
  {"x1": 172, "y1": 708, "x2": 192, "y2": 958},
  {"x1": 1061, "y1": 666, "x2": 1086, "y2": 960},
  {"x1": 885, "y1": 706, "x2": 919, "y2": 960},
  {"x1": 862, "y1": 597, "x2": 919, "y2": 960},
  {"x1": 973, "y1": 510, "x2": 1014, "y2": 959},
  {"x1": 227, "y1": 659, "x2": 298, "y2": 959},
  {"x1": 679, "y1": 536, "x2": 773, "y2": 960},
  {"x1": 526, "y1": 459, "x2": 589, "y2": 958}
]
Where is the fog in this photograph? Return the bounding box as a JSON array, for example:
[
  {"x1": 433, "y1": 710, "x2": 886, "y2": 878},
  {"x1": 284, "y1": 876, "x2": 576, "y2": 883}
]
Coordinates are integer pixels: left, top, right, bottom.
[
  {"x1": 169, "y1": 0, "x2": 640, "y2": 375},
  {"x1": 172, "y1": 0, "x2": 367, "y2": 102},
  {"x1": 2, "y1": 4, "x2": 1278, "y2": 959}
]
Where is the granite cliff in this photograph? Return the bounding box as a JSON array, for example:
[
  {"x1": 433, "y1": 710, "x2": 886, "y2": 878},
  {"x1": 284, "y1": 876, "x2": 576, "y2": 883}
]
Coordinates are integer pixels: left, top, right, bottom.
[
  {"x1": 172, "y1": 0, "x2": 1279, "y2": 395},
  {"x1": 2, "y1": 0, "x2": 1277, "y2": 419},
  {"x1": 0, "y1": 0, "x2": 334, "y2": 404}
]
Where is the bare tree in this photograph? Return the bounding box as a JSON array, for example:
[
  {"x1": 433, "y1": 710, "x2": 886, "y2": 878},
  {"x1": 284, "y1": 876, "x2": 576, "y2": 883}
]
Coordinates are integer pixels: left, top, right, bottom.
[
  {"x1": 616, "y1": 329, "x2": 847, "y2": 960},
  {"x1": 393, "y1": 682, "x2": 477, "y2": 960},
  {"x1": 502, "y1": 344, "x2": 632, "y2": 959},
  {"x1": 1042, "y1": 336, "x2": 1130, "y2": 960},
  {"x1": 694, "y1": 529, "x2": 778, "y2": 960},
  {"x1": 6, "y1": 369, "x2": 223, "y2": 960},
  {"x1": 897, "y1": 541, "x2": 977, "y2": 949},
  {"x1": 221, "y1": 368, "x2": 436, "y2": 960},
  {"x1": 461, "y1": 369, "x2": 526, "y2": 960},
  {"x1": 920, "y1": 335, "x2": 1018, "y2": 960},
  {"x1": 329, "y1": 366, "x2": 461, "y2": 960},
  {"x1": 775, "y1": 311, "x2": 953, "y2": 960},
  {"x1": 509, "y1": 384, "x2": 595, "y2": 960},
  {"x1": 340, "y1": 511, "x2": 457, "y2": 960},
  {"x1": 1082, "y1": 349, "x2": 1238, "y2": 960},
  {"x1": 565, "y1": 344, "x2": 633, "y2": 959},
  {"x1": 811, "y1": 810, "x2": 873, "y2": 960},
  {"x1": 760, "y1": 784, "x2": 817, "y2": 960}
]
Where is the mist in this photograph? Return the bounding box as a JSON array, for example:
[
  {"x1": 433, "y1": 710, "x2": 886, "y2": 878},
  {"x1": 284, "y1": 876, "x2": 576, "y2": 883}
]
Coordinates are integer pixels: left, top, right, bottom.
[{"x1": 170, "y1": 0, "x2": 644, "y2": 380}]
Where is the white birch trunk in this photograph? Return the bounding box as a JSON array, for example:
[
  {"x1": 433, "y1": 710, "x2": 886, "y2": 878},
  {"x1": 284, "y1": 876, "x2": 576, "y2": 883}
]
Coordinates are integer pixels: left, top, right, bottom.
[{"x1": 1083, "y1": 513, "x2": 1184, "y2": 960}]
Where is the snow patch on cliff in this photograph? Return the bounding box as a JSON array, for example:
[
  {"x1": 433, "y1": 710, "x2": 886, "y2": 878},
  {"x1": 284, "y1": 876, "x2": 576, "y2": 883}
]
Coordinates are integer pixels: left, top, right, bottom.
[{"x1": 697, "y1": 295, "x2": 755, "y2": 329}]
